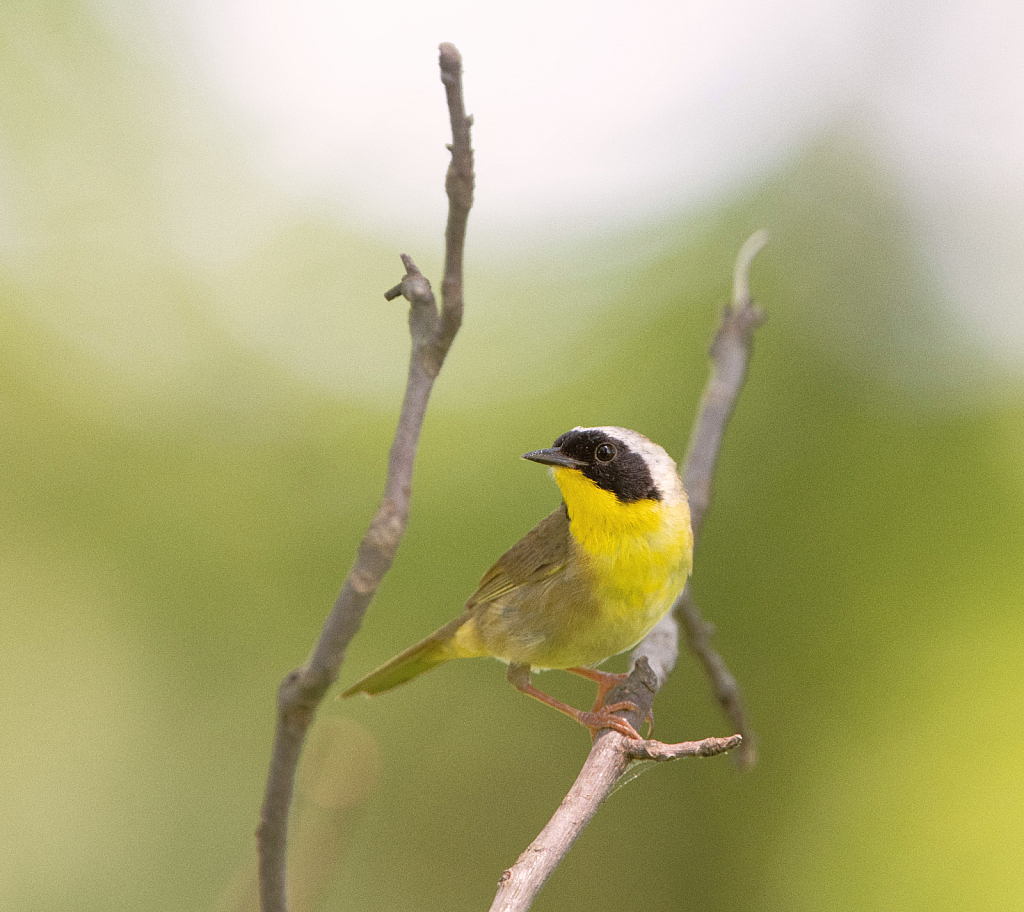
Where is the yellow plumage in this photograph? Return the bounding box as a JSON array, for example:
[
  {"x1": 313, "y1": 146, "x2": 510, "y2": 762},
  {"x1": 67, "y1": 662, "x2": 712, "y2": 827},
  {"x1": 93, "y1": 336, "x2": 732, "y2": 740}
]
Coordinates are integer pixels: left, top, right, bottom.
[{"x1": 342, "y1": 426, "x2": 692, "y2": 739}]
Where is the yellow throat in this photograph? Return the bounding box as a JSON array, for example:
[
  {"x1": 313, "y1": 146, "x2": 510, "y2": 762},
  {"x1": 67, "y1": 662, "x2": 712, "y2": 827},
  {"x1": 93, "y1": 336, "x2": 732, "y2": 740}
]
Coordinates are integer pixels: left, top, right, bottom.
[{"x1": 552, "y1": 464, "x2": 693, "y2": 572}]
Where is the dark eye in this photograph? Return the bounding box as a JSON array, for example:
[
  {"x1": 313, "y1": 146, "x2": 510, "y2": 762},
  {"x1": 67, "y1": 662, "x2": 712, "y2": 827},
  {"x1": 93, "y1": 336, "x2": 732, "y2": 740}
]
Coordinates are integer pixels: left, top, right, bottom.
[{"x1": 595, "y1": 443, "x2": 616, "y2": 463}]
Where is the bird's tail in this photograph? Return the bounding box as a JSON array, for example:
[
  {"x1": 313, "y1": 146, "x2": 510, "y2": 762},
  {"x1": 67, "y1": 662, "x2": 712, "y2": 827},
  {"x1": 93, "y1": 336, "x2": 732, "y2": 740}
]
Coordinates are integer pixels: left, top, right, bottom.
[{"x1": 341, "y1": 614, "x2": 473, "y2": 697}]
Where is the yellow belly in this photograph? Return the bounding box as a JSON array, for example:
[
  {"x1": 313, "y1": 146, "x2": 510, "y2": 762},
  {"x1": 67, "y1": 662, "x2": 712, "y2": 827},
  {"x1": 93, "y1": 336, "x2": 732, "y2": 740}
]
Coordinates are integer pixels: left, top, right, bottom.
[{"x1": 544, "y1": 541, "x2": 689, "y2": 668}]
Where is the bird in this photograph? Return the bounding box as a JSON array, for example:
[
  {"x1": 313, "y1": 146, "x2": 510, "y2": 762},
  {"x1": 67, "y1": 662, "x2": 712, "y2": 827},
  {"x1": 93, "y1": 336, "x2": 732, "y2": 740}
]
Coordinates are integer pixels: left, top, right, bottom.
[{"x1": 341, "y1": 426, "x2": 693, "y2": 739}]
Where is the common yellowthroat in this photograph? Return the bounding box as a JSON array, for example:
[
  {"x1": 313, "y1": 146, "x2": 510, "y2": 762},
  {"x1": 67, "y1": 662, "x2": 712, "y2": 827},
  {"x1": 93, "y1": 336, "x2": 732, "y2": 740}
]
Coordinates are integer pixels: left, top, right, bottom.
[{"x1": 342, "y1": 426, "x2": 693, "y2": 739}]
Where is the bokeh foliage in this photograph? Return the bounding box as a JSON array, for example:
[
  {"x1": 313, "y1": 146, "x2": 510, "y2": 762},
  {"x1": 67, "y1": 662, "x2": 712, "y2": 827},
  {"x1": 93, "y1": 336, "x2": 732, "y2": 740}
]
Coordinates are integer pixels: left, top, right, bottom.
[{"x1": 2, "y1": 5, "x2": 1022, "y2": 911}]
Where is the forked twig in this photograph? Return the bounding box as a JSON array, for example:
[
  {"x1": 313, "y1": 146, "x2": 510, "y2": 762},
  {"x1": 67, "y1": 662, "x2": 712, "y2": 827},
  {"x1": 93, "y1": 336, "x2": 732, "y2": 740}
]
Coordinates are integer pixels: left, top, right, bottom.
[
  {"x1": 255, "y1": 43, "x2": 473, "y2": 912},
  {"x1": 635, "y1": 229, "x2": 767, "y2": 768}
]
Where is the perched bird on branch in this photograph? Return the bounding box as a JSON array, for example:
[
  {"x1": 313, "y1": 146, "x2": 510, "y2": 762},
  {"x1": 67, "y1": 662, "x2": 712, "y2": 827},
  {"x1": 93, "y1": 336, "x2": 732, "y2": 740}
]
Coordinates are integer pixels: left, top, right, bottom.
[{"x1": 342, "y1": 427, "x2": 693, "y2": 739}]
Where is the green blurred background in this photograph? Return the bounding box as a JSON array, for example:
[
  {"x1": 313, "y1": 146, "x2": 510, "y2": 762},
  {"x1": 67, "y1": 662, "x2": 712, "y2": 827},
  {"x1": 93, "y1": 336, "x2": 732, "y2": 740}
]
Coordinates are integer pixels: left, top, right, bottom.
[{"x1": 3, "y1": 3, "x2": 1023, "y2": 911}]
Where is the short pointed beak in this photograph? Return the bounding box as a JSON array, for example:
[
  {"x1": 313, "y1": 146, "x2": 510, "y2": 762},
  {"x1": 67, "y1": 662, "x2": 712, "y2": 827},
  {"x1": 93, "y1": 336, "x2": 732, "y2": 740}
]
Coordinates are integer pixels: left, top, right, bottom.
[{"x1": 522, "y1": 446, "x2": 585, "y2": 469}]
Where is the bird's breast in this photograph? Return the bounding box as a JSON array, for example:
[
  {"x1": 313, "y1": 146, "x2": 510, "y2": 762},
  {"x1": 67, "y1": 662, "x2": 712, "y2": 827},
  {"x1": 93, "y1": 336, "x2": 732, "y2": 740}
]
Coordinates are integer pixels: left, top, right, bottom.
[
  {"x1": 458, "y1": 495, "x2": 693, "y2": 671},
  {"x1": 560, "y1": 503, "x2": 692, "y2": 666}
]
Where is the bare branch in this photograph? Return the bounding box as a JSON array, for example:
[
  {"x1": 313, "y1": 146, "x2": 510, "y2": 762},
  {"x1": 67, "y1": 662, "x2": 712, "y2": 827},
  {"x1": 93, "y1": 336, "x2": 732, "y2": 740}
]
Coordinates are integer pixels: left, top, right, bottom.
[
  {"x1": 672, "y1": 228, "x2": 766, "y2": 769},
  {"x1": 491, "y1": 233, "x2": 767, "y2": 911},
  {"x1": 256, "y1": 45, "x2": 474, "y2": 912},
  {"x1": 438, "y1": 42, "x2": 473, "y2": 355},
  {"x1": 491, "y1": 727, "x2": 742, "y2": 912},
  {"x1": 678, "y1": 587, "x2": 755, "y2": 767},
  {"x1": 491, "y1": 736, "x2": 631, "y2": 912},
  {"x1": 683, "y1": 229, "x2": 768, "y2": 536},
  {"x1": 632, "y1": 230, "x2": 766, "y2": 767},
  {"x1": 627, "y1": 733, "x2": 743, "y2": 762}
]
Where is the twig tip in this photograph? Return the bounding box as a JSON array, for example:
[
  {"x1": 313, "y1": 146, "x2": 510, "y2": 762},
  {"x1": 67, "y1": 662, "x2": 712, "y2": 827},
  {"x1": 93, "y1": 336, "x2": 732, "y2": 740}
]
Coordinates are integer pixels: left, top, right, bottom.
[
  {"x1": 732, "y1": 230, "x2": 768, "y2": 306},
  {"x1": 439, "y1": 42, "x2": 462, "y2": 74}
]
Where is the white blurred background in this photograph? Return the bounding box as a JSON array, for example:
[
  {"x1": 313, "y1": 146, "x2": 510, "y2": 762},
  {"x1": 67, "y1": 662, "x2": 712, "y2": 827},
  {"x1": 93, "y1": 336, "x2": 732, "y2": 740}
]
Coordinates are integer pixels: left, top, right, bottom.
[{"x1": 101, "y1": 0, "x2": 1024, "y2": 368}]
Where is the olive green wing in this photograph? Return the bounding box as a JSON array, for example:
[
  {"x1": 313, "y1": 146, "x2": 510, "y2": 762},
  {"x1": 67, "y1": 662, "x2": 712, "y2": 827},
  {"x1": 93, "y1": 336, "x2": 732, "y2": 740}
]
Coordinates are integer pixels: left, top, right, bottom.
[{"x1": 467, "y1": 506, "x2": 572, "y2": 608}]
